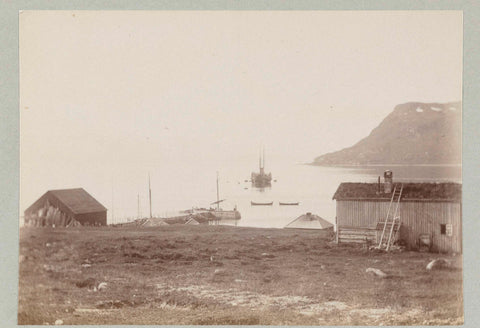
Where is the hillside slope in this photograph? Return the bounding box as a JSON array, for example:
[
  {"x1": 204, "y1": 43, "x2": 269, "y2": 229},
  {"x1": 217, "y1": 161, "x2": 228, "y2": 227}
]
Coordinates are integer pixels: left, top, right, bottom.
[{"x1": 314, "y1": 102, "x2": 461, "y2": 165}]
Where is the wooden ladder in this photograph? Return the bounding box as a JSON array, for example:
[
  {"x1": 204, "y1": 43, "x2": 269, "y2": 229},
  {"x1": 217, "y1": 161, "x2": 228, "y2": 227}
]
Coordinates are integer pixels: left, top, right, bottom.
[{"x1": 377, "y1": 184, "x2": 403, "y2": 251}]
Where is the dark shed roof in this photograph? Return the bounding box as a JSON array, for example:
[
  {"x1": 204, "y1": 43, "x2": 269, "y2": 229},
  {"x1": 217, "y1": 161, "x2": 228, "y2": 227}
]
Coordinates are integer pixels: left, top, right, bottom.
[
  {"x1": 332, "y1": 182, "x2": 462, "y2": 202},
  {"x1": 25, "y1": 188, "x2": 107, "y2": 215}
]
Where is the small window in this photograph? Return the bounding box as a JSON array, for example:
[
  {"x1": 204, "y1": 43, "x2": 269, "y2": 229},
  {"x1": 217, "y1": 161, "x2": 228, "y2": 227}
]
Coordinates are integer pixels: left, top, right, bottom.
[
  {"x1": 446, "y1": 224, "x2": 453, "y2": 236},
  {"x1": 440, "y1": 224, "x2": 447, "y2": 235}
]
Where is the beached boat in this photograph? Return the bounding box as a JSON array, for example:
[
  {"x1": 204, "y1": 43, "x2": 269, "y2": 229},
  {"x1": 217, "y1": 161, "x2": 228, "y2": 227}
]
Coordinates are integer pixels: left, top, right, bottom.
[
  {"x1": 279, "y1": 202, "x2": 300, "y2": 206},
  {"x1": 209, "y1": 172, "x2": 241, "y2": 223},
  {"x1": 251, "y1": 201, "x2": 273, "y2": 206}
]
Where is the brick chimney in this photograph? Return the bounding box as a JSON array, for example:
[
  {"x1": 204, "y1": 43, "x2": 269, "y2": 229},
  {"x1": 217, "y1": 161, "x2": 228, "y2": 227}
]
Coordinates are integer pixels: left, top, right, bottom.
[{"x1": 384, "y1": 170, "x2": 393, "y2": 193}]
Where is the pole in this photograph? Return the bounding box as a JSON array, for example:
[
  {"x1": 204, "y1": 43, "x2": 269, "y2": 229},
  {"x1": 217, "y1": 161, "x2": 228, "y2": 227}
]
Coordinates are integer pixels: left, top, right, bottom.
[
  {"x1": 259, "y1": 150, "x2": 261, "y2": 169},
  {"x1": 216, "y1": 171, "x2": 220, "y2": 210},
  {"x1": 263, "y1": 147, "x2": 265, "y2": 169},
  {"x1": 137, "y1": 193, "x2": 140, "y2": 219},
  {"x1": 111, "y1": 178, "x2": 114, "y2": 225},
  {"x1": 148, "y1": 173, "x2": 152, "y2": 219}
]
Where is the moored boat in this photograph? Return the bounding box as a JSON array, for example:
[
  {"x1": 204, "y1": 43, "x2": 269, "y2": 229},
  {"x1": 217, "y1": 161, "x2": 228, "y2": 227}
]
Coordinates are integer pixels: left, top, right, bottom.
[
  {"x1": 251, "y1": 148, "x2": 272, "y2": 187},
  {"x1": 251, "y1": 201, "x2": 273, "y2": 206}
]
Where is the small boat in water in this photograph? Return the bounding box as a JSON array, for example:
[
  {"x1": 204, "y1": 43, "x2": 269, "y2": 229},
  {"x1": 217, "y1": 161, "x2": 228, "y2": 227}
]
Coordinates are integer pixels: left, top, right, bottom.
[
  {"x1": 251, "y1": 201, "x2": 273, "y2": 206},
  {"x1": 279, "y1": 202, "x2": 300, "y2": 206}
]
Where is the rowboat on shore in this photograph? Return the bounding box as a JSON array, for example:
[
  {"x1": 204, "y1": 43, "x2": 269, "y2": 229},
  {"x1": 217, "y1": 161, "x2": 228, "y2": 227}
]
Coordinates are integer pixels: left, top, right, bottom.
[
  {"x1": 251, "y1": 201, "x2": 273, "y2": 206},
  {"x1": 279, "y1": 202, "x2": 300, "y2": 206}
]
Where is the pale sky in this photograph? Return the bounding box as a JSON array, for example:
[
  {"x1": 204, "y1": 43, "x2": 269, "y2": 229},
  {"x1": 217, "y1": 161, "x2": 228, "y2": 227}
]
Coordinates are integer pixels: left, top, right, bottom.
[{"x1": 19, "y1": 11, "x2": 462, "y2": 216}]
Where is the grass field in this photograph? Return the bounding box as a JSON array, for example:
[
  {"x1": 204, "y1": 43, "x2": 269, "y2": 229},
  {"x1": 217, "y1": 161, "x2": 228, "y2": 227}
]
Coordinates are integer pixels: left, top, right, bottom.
[{"x1": 18, "y1": 225, "x2": 463, "y2": 325}]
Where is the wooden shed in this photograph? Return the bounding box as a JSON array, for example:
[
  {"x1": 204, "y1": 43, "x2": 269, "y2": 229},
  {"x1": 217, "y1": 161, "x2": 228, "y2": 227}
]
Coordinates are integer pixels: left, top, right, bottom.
[
  {"x1": 332, "y1": 181, "x2": 462, "y2": 253},
  {"x1": 24, "y1": 188, "x2": 107, "y2": 227}
]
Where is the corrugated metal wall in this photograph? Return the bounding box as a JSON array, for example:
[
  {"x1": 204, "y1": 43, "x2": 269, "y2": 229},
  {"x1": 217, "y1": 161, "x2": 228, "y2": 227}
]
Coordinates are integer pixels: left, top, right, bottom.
[
  {"x1": 336, "y1": 200, "x2": 390, "y2": 228},
  {"x1": 399, "y1": 202, "x2": 461, "y2": 253},
  {"x1": 336, "y1": 200, "x2": 462, "y2": 253}
]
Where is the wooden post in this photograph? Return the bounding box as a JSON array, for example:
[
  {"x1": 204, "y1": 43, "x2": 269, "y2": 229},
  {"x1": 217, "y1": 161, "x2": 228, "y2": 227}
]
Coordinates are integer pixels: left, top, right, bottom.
[{"x1": 335, "y1": 216, "x2": 339, "y2": 243}]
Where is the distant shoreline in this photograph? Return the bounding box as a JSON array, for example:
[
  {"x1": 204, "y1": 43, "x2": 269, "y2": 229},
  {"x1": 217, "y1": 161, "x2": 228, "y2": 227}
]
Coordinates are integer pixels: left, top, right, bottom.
[{"x1": 305, "y1": 163, "x2": 462, "y2": 167}]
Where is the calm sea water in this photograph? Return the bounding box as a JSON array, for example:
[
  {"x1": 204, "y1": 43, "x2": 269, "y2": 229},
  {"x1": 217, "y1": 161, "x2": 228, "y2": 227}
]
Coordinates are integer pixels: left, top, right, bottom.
[{"x1": 117, "y1": 161, "x2": 461, "y2": 229}]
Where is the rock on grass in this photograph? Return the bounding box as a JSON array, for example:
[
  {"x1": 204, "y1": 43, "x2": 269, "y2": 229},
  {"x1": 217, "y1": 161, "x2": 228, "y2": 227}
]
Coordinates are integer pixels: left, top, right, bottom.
[
  {"x1": 366, "y1": 268, "x2": 388, "y2": 278},
  {"x1": 97, "y1": 282, "x2": 108, "y2": 291},
  {"x1": 426, "y1": 259, "x2": 450, "y2": 271},
  {"x1": 75, "y1": 277, "x2": 96, "y2": 288}
]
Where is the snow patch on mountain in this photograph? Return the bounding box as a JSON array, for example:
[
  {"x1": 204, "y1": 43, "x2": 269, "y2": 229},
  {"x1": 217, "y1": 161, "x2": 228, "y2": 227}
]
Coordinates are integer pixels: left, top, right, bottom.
[{"x1": 313, "y1": 101, "x2": 461, "y2": 165}]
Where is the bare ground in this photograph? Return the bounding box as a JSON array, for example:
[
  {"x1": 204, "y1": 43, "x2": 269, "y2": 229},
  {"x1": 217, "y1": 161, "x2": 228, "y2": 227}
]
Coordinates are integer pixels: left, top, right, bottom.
[{"x1": 18, "y1": 225, "x2": 463, "y2": 325}]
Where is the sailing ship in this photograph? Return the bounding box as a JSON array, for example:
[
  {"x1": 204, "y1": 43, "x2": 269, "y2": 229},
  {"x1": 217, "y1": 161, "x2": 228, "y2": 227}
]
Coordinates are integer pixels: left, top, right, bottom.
[
  {"x1": 209, "y1": 172, "x2": 241, "y2": 223},
  {"x1": 251, "y1": 148, "x2": 272, "y2": 188}
]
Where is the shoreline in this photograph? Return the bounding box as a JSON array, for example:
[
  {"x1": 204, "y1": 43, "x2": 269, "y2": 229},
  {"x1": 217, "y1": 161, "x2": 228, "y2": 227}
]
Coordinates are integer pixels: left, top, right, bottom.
[{"x1": 307, "y1": 162, "x2": 462, "y2": 167}]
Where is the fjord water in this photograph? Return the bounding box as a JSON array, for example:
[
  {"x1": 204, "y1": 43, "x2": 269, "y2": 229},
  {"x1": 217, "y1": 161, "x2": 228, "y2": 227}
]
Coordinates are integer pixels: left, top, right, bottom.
[
  {"x1": 220, "y1": 163, "x2": 461, "y2": 228},
  {"x1": 136, "y1": 160, "x2": 461, "y2": 229}
]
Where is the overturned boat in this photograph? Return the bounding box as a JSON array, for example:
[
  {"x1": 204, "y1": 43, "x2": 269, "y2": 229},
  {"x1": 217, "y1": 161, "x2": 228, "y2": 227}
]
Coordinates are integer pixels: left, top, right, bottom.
[{"x1": 284, "y1": 212, "x2": 334, "y2": 230}]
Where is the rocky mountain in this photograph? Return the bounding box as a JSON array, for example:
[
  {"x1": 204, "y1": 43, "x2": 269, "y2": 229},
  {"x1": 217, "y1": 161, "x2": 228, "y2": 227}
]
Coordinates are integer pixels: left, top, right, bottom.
[{"x1": 313, "y1": 102, "x2": 461, "y2": 165}]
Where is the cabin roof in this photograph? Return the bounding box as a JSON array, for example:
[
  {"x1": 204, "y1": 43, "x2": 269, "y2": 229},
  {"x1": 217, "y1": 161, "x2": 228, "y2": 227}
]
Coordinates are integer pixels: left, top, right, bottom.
[
  {"x1": 25, "y1": 188, "x2": 107, "y2": 215},
  {"x1": 332, "y1": 182, "x2": 461, "y2": 202},
  {"x1": 49, "y1": 188, "x2": 107, "y2": 213}
]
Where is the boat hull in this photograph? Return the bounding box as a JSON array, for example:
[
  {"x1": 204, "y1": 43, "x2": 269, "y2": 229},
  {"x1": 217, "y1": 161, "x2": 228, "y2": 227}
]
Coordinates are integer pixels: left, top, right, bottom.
[
  {"x1": 251, "y1": 171, "x2": 272, "y2": 188},
  {"x1": 211, "y1": 210, "x2": 241, "y2": 220},
  {"x1": 251, "y1": 201, "x2": 273, "y2": 206}
]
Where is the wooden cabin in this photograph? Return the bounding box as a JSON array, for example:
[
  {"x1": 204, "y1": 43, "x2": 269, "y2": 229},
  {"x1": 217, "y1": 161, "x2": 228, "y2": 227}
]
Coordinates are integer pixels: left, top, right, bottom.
[
  {"x1": 24, "y1": 188, "x2": 107, "y2": 227},
  {"x1": 332, "y1": 172, "x2": 462, "y2": 253}
]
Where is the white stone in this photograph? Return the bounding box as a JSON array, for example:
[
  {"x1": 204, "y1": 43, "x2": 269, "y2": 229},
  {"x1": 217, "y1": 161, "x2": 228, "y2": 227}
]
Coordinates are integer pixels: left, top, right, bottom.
[
  {"x1": 97, "y1": 282, "x2": 108, "y2": 291},
  {"x1": 366, "y1": 267, "x2": 388, "y2": 278},
  {"x1": 426, "y1": 259, "x2": 450, "y2": 270}
]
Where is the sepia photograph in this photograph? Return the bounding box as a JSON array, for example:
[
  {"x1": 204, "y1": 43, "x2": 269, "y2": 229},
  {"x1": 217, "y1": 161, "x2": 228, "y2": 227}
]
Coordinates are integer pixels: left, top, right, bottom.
[{"x1": 18, "y1": 10, "x2": 463, "y2": 325}]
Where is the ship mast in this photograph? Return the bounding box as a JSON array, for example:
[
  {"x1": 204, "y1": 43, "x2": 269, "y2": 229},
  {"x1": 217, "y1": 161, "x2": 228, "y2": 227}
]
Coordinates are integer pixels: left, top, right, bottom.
[
  {"x1": 259, "y1": 147, "x2": 265, "y2": 175},
  {"x1": 259, "y1": 150, "x2": 262, "y2": 170},
  {"x1": 216, "y1": 171, "x2": 220, "y2": 210},
  {"x1": 111, "y1": 178, "x2": 114, "y2": 224},
  {"x1": 148, "y1": 173, "x2": 152, "y2": 219},
  {"x1": 137, "y1": 193, "x2": 141, "y2": 219},
  {"x1": 263, "y1": 147, "x2": 265, "y2": 169}
]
